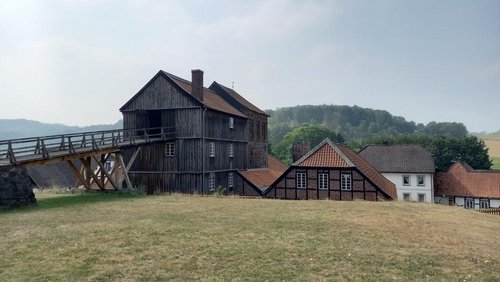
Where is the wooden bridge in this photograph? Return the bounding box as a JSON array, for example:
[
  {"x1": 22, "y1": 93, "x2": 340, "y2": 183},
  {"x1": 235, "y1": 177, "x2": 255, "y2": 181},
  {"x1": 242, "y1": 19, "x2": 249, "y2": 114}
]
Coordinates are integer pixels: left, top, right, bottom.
[{"x1": 0, "y1": 127, "x2": 175, "y2": 190}]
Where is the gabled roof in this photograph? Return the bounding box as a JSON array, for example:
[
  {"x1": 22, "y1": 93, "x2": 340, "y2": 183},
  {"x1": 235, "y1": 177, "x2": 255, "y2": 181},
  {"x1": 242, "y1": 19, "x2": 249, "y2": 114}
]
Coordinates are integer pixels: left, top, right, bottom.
[
  {"x1": 120, "y1": 70, "x2": 246, "y2": 118},
  {"x1": 289, "y1": 138, "x2": 397, "y2": 199},
  {"x1": 435, "y1": 162, "x2": 500, "y2": 199},
  {"x1": 238, "y1": 155, "x2": 288, "y2": 191},
  {"x1": 209, "y1": 81, "x2": 269, "y2": 116},
  {"x1": 358, "y1": 144, "x2": 435, "y2": 173}
]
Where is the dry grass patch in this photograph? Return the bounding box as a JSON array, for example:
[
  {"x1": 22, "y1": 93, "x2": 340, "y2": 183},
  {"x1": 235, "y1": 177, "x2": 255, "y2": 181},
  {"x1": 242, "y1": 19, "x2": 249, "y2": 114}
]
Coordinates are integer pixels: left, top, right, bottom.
[{"x1": 1, "y1": 194, "x2": 499, "y2": 281}]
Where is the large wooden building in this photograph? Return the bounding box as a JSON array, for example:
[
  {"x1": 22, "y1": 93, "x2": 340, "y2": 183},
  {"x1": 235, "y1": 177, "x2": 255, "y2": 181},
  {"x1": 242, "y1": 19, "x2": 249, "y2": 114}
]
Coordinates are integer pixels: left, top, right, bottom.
[{"x1": 119, "y1": 69, "x2": 268, "y2": 194}]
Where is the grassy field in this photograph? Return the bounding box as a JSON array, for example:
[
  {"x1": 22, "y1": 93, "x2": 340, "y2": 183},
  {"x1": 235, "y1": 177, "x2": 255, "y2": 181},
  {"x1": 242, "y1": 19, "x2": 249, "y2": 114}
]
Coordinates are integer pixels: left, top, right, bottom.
[{"x1": 1, "y1": 193, "x2": 499, "y2": 281}]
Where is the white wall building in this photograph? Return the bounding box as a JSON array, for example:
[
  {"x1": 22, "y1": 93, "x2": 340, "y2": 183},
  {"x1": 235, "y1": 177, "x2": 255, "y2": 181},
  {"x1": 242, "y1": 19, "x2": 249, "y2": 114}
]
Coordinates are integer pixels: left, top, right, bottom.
[{"x1": 359, "y1": 144, "x2": 435, "y2": 203}]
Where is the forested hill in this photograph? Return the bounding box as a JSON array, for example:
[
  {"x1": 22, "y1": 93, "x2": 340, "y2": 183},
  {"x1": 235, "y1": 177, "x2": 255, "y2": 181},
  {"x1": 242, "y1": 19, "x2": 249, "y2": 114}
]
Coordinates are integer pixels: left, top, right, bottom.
[
  {"x1": 266, "y1": 105, "x2": 468, "y2": 143},
  {"x1": 0, "y1": 119, "x2": 122, "y2": 140}
]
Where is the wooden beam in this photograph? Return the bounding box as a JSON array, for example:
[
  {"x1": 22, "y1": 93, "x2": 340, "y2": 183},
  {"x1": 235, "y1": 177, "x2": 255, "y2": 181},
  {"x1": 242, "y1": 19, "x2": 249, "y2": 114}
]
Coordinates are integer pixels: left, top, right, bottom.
[
  {"x1": 79, "y1": 157, "x2": 104, "y2": 190},
  {"x1": 126, "y1": 147, "x2": 141, "y2": 172},
  {"x1": 66, "y1": 160, "x2": 91, "y2": 189},
  {"x1": 116, "y1": 153, "x2": 132, "y2": 189},
  {"x1": 92, "y1": 155, "x2": 118, "y2": 190}
]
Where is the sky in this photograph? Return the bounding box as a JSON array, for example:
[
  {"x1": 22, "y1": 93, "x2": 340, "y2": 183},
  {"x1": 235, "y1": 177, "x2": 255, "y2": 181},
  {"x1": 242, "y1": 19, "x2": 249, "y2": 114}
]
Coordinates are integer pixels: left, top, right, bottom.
[{"x1": 0, "y1": 0, "x2": 499, "y2": 132}]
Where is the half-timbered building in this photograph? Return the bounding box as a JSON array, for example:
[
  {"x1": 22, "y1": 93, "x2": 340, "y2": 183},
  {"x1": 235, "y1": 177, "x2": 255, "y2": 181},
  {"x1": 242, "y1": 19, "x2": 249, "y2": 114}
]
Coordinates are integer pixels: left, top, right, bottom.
[
  {"x1": 120, "y1": 69, "x2": 255, "y2": 194},
  {"x1": 265, "y1": 138, "x2": 397, "y2": 201}
]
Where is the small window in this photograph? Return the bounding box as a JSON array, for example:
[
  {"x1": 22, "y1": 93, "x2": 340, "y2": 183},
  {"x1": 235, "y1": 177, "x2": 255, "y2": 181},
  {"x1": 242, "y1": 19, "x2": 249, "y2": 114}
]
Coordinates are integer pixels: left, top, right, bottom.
[
  {"x1": 229, "y1": 117, "x2": 234, "y2": 129},
  {"x1": 403, "y1": 193, "x2": 410, "y2": 201},
  {"x1": 480, "y1": 199, "x2": 489, "y2": 209},
  {"x1": 104, "y1": 161, "x2": 112, "y2": 172},
  {"x1": 448, "y1": 197, "x2": 454, "y2": 206},
  {"x1": 417, "y1": 175, "x2": 425, "y2": 186},
  {"x1": 165, "y1": 142, "x2": 175, "y2": 157},
  {"x1": 209, "y1": 142, "x2": 215, "y2": 157},
  {"x1": 296, "y1": 172, "x2": 307, "y2": 189},
  {"x1": 418, "y1": 193, "x2": 425, "y2": 202},
  {"x1": 465, "y1": 198, "x2": 474, "y2": 209},
  {"x1": 341, "y1": 174, "x2": 352, "y2": 191},
  {"x1": 209, "y1": 174, "x2": 216, "y2": 191},
  {"x1": 228, "y1": 173, "x2": 234, "y2": 188},
  {"x1": 228, "y1": 143, "x2": 234, "y2": 158},
  {"x1": 318, "y1": 173, "x2": 329, "y2": 190},
  {"x1": 402, "y1": 175, "x2": 410, "y2": 186}
]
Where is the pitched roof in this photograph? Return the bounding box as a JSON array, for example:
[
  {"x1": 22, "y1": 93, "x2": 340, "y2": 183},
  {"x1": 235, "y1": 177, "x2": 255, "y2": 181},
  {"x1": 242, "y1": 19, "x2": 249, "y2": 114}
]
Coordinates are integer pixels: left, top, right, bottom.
[
  {"x1": 435, "y1": 162, "x2": 500, "y2": 199},
  {"x1": 162, "y1": 71, "x2": 246, "y2": 118},
  {"x1": 120, "y1": 70, "x2": 246, "y2": 118},
  {"x1": 291, "y1": 138, "x2": 397, "y2": 199},
  {"x1": 239, "y1": 155, "x2": 288, "y2": 190},
  {"x1": 358, "y1": 144, "x2": 435, "y2": 173},
  {"x1": 210, "y1": 82, "x2": 268, "y2": 116}
]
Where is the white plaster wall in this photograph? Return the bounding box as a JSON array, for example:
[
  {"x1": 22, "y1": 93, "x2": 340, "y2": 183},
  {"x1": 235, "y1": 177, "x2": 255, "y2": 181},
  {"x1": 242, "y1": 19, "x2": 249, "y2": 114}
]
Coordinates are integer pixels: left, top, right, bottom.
[
  {"x1": 382, "y1": 173, "x2": 434, "y2": 203},
  {"x1": 490, "y1": 199, "x2": 500, "y2": 208}
]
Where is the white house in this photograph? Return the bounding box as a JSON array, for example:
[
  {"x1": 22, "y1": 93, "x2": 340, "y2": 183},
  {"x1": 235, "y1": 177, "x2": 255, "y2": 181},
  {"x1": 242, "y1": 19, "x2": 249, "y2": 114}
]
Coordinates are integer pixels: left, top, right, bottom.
[{"x1": 359, "y1": 144, "x2": 435, "y2": 203}]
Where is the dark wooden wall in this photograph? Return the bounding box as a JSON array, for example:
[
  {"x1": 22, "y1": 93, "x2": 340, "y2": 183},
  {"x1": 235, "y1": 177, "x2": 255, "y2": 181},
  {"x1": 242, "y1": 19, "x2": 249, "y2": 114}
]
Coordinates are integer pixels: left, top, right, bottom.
[{"x1": 265, "y1": 167, "x2": 388, "y2": 201}]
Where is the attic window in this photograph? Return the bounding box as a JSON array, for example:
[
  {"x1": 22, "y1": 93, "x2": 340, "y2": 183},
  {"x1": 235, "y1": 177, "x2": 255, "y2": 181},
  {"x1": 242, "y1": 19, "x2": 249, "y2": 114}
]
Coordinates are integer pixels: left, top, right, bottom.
[
  {"x1": 165, "y1": 142, "x2": 175, "y2": 157},
  {"x1": 229, "y1": 117, "x2": 234, "y2": 129},
  {"x1": 228, "y1": 143, "x2": 234, "y2": 158}
]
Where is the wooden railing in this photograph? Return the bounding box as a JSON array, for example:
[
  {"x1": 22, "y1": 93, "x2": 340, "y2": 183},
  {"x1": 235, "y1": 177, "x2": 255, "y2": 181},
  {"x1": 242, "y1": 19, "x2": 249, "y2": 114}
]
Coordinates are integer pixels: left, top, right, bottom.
[
  {"x1": 477, "y1": 208, "x2": 500, "y2": 216},
  {"x1": 0, "y1": 127, "x2": 175, "y2": 164}
]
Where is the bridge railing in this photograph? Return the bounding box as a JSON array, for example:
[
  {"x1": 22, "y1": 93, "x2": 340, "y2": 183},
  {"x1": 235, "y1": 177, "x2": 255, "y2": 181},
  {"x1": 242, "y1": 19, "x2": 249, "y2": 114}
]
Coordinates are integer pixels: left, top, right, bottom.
[{"x1": 0, "y1": 127, "x2": 175, "y2": 164}]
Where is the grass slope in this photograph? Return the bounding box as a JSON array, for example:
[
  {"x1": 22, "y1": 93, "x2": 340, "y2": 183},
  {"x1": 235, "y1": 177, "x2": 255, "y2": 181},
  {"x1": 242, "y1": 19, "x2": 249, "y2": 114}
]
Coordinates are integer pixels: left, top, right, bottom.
[{"x1": 1, "y1": 194, "x2": 499, "y2": 281}]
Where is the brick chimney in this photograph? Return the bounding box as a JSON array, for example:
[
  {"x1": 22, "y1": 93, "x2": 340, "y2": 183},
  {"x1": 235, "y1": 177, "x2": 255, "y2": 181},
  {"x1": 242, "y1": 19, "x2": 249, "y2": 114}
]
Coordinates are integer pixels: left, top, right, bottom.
[
  {"x1": 191, "y1": 69, "x2": 204, "y2": 101},
  {"x1": 293, "y1": 142, "x2": 311, "y2": 162}
]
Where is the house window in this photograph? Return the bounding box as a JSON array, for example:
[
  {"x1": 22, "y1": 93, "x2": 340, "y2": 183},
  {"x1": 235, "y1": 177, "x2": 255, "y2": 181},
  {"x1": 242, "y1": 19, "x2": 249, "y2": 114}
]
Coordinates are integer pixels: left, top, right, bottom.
[
  {"x1": 448, "y1": 197, "x2": 454, "y2": 206},
  {"x1": 318, "y1": 173, "x2": 329, "y2": 190},
  {"x1": 341, "y1": 174, "x2": 352, "y2": 191},
  {"x1": 403, "y1": 193, "x2": 410, "y2": 201},
  {"x1": 209, "y1": 142, "x2": 215, "y2": 157},
  {"x1": 480, "y1": 199, "x2": 489, "y2": 209},
  {"x1": 402, "y1": 175, "x2": 411, "y2": 186},
  {"x1": 296, "y1": 172, "x2": 307, "y2": 189},
  {"x1": 228, "y1": 143, "x2": 234, "y2": 158},
  {"x1": 104, "y1": 161, "x2": 112, "y2": 172},
  {"x1": 417, "y1": 175, "x2": 425, "y2": 186},
  {"x1": 165, "y1": 142, "x2": 175, "y2": 157},
  {"x1": 418, "y1": 193, "x2": 425, "y2": 202},
  {"x1": 229, "y1": 117, "x2": 234, "y2": 129},
  {"x1": 465, "y1": 198, "x2": 474, "y2": 209},
  {"x1": 228, "y1": 173, "x2": 234, "y2": 188},
  {"x1": 209, "y1": 174, "x2": 216, "y2": 191}
]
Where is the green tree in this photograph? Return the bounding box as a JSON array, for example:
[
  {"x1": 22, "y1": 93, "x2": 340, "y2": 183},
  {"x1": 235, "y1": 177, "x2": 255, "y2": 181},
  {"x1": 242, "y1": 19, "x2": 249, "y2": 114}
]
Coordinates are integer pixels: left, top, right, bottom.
[{"x1": 271, "y1": 124, "x2": 344, "y2": 165}]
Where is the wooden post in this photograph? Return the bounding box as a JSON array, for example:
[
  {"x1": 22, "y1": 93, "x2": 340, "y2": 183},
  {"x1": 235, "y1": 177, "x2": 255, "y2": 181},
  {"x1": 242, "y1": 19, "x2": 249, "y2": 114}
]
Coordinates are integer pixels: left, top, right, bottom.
[
  {"x1": 80, "y1": 157, "x2": 104, "y2": 190},
  {"x1": 92, "y1": 155, "x2": 118, "y2": 190},
  {"x1": 67, "y1": 160, "x2": 91, "y2": 189},
  {"x1": 116, "y1": 153, "x2": 132, "y2": 189}
]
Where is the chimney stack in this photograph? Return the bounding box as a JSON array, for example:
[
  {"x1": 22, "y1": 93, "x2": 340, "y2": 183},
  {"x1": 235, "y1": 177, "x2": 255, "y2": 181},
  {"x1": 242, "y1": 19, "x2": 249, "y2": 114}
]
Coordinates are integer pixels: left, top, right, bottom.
[
  {"x1": 191, "y1": 69, "x2": 204, "y2": 101},
  {"x1": 293, "y1": 142, "x2": 311, "y2": 162}
]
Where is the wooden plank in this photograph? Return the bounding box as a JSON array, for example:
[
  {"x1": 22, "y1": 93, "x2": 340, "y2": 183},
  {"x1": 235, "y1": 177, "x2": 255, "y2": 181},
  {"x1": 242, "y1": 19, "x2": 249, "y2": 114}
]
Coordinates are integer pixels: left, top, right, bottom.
[
  {"x1": 126, "y1": 147, "x2": 141, "y2": 172},
  {"x1": 79, "y1": 157, "x2": 104, "y2": 190},
  {"x1": 66, "y1": 160, "x2": 91, "y2": 189}
]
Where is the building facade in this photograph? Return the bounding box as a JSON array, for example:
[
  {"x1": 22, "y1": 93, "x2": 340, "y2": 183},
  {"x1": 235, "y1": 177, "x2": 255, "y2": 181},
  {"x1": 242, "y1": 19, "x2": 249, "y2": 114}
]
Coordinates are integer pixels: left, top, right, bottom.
[{"x1": 359, "y1": 144, "x2": 435, "y2": 203}]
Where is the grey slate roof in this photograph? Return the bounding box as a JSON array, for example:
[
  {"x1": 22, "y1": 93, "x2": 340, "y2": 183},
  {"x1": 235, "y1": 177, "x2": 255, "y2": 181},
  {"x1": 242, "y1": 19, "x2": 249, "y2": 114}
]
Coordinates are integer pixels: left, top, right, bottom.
[{"x1": 358, "y1": 144, "x2": 435, "y2": 173}]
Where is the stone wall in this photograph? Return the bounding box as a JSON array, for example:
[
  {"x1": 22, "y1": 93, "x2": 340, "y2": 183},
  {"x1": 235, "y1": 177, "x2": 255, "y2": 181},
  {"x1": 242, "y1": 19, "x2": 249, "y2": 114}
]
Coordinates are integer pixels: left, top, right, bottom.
[{"x1": 0, "y1": 165, "x2": 37, "y2": 209}]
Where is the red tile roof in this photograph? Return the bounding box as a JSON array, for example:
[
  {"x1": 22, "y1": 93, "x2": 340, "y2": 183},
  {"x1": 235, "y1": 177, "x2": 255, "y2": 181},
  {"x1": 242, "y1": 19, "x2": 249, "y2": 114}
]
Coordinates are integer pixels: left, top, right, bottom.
[
  {"x1": 292, "y1": 139, "x2": 397, "y2": 199},
  {"x1": 435, "y1": 162, "x2": 500, "y2": 199},
  {"x1": 163, "y1": 71, "x2": 246, "y2": 118},
  {"x1": 239, "y1": 155, "x2": 288, "y2": 190}
]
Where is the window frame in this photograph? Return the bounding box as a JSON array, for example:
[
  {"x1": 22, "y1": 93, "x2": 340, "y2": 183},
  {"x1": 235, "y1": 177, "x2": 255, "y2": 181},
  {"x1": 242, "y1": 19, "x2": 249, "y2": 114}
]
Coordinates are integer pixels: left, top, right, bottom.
[
  {"x1": 403, "y1": 193, "x2": 410, "y2": 201},
  {"x1": 165, "y1": 142, "x2": 175, "y2": 157},
  {"x1": 402, "y1": 175, "x2": 411, "y2": 186},
  {"x1": 417, "y1": 175, "x2": 425, "y2": 186},
  {"x1": 228, "y1": 173, "x2": 234, "y2": 188},
  {"x1": 465, "y1": 198, "x2": 474, "y2": 209},
  {"x1": 318, "y1": 173, "x2": 329, "y2": 190},
  {"x1": 228, "y1": 143, "x2": 234, "y2": 158},
  {"x1": 229, "y1": 117, "x2": 234, "y2": 129},
  {"x1": 209, "y1": 142, "x2": 215, "y2": 158},
  {"x1": 341, "y1": 173, "x2": 352, "y2": 191},
  {"x1": 296, "y1": 172, "x2": 307, "y2": 189},
  {"x1": 418, "y1": 193, "x2": 425, "y2": 202},
  {"x1": 480, "y1": 199, "x2": 489, "y2": 209},
  {"x1": 209, "y1": 174, "x2": 216, "y2": 191}
]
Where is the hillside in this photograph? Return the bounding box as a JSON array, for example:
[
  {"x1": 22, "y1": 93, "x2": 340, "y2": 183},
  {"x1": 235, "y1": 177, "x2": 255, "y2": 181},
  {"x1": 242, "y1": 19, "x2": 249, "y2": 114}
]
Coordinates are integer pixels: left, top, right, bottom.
[
  {"x1": 0, "y1": 119, "x2": 123, "y2": 140},
  {"x1": 267, "y1": 105, "x2": 468, "y2": 143},
  {"x1": 1, "y1": 193, "x2": 499, "y2": 280}
]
